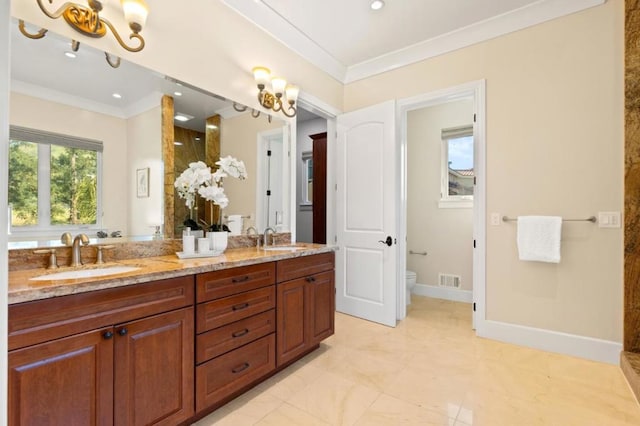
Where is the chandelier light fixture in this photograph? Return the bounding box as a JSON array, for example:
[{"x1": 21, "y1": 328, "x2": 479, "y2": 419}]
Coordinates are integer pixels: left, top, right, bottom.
[
  {"x1": 234, "y1": 66, "x2": 299, "y2": 120},
  {"x1": 18, "y1": 0, "x2": 149, "y2": 67}
]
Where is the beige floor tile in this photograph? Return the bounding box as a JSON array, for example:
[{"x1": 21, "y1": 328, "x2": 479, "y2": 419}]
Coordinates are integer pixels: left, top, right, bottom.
[
  {"x1": 256, "y1": 402, "x2": 330, "y2": 425},
  {"x1": 354, "y1": 393, "x2": 457, "y2": 426},
  {"x1": 286, "y1": 370, "x2": 381, "y2": 426},
  {"x1": 193, "y1": 296, "x2": 640, "y2": 426}
]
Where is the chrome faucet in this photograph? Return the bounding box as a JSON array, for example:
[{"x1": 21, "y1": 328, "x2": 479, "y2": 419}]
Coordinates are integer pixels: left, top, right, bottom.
[
  {"x1": 69, "y1": 233, "x2": 89, "y2": 267},
  {"x1": 263, "y1": 227, "x2": 276, "y2": 247}
]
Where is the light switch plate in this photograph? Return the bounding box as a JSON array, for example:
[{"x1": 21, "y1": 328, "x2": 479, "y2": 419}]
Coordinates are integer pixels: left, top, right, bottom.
[{"x1": 598, "y1": 211, "x2": 621, "y2": 228}]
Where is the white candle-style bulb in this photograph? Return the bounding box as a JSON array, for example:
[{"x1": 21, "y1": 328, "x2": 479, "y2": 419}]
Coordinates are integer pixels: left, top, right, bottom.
[
  {"x1": 121, "y1": 0, "x2": 149, "y2": 30},
  {"x1": 252, "y1": 67, "x2": 271, "y2": 88},
  {"x1": 271, "y1": 77, "x2": 287, "y2": 97},
  {"x1": 285, "y1": 85, "x2": 299, "y2": 104}
]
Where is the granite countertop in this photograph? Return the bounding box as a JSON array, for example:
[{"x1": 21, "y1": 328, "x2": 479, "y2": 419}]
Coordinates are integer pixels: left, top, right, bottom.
[{"x1": 8, "y1": 243, "x2": 335, "y2": 305}]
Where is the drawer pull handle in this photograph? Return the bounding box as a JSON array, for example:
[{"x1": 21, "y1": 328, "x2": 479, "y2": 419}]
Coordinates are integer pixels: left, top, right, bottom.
[
  {"x1": 232, "y1": 328, "x2": 250, "y2": 338},
  {"x1": 232, "y1": 362, "x2": 250, "y2": 374},
  {"x1": 305, "y1": 276, "x2": 316, "y2": 283},
  {"x1": 232, "y1": 275, "x2": 250, "y2": 283},
  {"x1": 232, "y1": 302, "x2": 249, "y2": 311}
]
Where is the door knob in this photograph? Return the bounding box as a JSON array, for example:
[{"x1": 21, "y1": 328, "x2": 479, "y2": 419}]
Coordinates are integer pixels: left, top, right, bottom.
[{"x1": 378, "y1": 236, "x2": 393, "y2": 247}]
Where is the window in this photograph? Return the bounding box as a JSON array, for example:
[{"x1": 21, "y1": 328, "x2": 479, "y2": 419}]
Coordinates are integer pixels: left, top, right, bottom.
[
  {"x1": 9, "y1": 126, "x2": 103, "y2": 235},
  {"x1": 301, "y1": 151, "x2": 313, "y2": 208},
  {"x1": 440, "y1": 125, "x2": 474, "y2": 208}
]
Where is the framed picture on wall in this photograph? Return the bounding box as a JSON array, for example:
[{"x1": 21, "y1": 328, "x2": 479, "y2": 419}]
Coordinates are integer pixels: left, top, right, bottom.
[{"x1": 136, "y1": 167, "x2": 149, "y2": 198}]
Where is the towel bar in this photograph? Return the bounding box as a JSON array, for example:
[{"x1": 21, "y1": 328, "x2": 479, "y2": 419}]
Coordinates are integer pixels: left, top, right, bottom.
[
  {"x1": 409, "y1": 250, "x2": 427, "y2": 256},
  {"x1": 502, "y1": 216, "x2": 596, "y2": 223}
]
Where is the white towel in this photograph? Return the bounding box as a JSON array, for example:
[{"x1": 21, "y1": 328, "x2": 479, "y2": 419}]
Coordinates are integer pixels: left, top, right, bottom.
[
  {"x1": 517, "y1": 216, "x2": 562, "y2": 263},
  {"x1": 226, "y1": 214, "x2": 243, "y2": 235}
]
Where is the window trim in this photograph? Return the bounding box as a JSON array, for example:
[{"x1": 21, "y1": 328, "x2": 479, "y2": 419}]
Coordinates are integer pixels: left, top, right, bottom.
[
  {"x1": 440, "y1": 125, "x2": 474, "y2": 209},
  {"x1": 300, "y1": 150, "x2": 313, "y2": 208},
  {"x1": 8, "y1": 126, "x2": 104, "y2": 237}
]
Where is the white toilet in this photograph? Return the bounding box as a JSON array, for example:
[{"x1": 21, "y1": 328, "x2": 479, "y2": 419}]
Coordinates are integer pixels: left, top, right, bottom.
[{"x1": 406, "y1": 270, "x2": 417, "y2": 305}]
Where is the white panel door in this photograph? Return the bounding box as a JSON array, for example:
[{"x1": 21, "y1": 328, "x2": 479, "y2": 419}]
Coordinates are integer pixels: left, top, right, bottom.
[{"x1": 336, "y1": 101, "x2": 397, "y2": 327}]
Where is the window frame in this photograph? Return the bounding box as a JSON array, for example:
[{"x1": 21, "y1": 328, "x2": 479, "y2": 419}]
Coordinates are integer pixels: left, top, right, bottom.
[
  {"x1": 439, "y1": 125, "x2": 474, "y2": 209},
  {"x1": 8, "y1": 126, "x2": 104, "y2": 238},
  {"x1": 300, "y1": 150, "x2": 313, "y2": 209}
]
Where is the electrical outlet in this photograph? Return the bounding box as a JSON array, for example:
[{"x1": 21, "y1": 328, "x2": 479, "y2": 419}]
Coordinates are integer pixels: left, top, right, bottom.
[{"x1": 490, "y1": 213, "x2": 501, "y2": 226}]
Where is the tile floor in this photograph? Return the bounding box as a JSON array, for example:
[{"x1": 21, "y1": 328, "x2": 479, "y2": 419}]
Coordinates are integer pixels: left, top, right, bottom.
[{"x1": 193, "y1": 296, "x2": 640, "y2": 425}]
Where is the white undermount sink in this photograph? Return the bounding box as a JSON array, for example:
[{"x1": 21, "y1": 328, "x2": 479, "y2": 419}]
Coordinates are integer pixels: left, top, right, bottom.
[
  {"x1": 30, "y1": 265, "x2": 140, "y2": 281},
  {"x1": 262, "y1": 245, "x2": 306, "y2": 251}
]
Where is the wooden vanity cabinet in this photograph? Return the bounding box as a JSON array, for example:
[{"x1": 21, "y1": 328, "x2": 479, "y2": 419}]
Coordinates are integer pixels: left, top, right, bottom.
[
  {"x1": 195, "y1": 262, "x2": 277, "y2": 411},
  {"x1": 276, "y1": 252, "x2": 335, "y2": 366},
  {"x1": 8, "y1": 276, "x2": 195, "y2": 426}
]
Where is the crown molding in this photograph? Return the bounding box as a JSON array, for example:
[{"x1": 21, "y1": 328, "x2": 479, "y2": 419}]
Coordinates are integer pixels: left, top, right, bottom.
[
  {"x1": 223, "y1": 0, "x2": 606, "y2": 85},
  {"x1": 344, "y1": 0, "x2": 606, "y2": 83}
]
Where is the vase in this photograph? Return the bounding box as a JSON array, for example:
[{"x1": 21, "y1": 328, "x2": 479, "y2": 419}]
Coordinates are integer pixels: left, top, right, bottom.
[{"x1": 208, "y1": 231, "x2": 228, "y2": 252}]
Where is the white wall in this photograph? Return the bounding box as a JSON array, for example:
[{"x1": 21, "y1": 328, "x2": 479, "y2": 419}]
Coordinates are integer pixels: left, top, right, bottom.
[
  {"x1": 127, "y1": 105, "x2": 163, "y2": 236},
  {"x1": 296, "y1": 117, "x2": 327, "y2": 242},
  {"x1": 346, "y1": 2, "x2": 624, "y2": 343},
  {"x1": 9, "y1": 93, "x2": 129, "y2": 236},
  {"x1": 1, "y1": 0, "x2": 10, "y2": 423},
  {"x1": 407, "y1": 99, "x2": 473, "y2": 291}
]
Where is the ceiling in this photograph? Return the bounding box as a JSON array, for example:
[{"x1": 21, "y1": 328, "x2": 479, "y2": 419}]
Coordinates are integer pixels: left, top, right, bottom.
[{"x1": 222, "y1": 0, "x2": 606, "y2": 83}]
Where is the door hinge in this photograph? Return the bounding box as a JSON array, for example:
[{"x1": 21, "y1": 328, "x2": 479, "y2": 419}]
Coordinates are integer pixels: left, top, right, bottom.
[
  {"x1": 473, "y1": 113, "x2": 476, "y2": 123},
  {"x1": 334, "y1": 235, "x2": 337, "y2": 243},
  {"x1": 473, "y1": 176, "x2": 476, "y2": 185},
  {"x1": 473, "y1": 239, "x2": 476, "y2": 248},
  {"x1": 335, "y1": 184, "x2": 338, "y2": 191},
  {"x1": 473, "y1": 302, "x2": 476, "y2": 312},
  {"x1": 267, "y1": 150, "x2": 272, "y2": 156},
  {"x1": 266, "y1": 190, "x2": 271, "y2": 196}
]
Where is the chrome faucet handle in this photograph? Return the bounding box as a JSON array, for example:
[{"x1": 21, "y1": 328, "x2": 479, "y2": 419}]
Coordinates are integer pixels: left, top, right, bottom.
[
  {"x1": 33, "y1": 248, "x2": 59, "y2": 269},
  {"x1": 95, "y1": 245, "x2": 115, "y2": 264}
]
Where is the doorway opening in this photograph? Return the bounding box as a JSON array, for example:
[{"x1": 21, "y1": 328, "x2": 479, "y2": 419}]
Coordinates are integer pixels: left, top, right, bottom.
[{"x1": 398, "y1": 80, "x2": 486, "y2": 329}]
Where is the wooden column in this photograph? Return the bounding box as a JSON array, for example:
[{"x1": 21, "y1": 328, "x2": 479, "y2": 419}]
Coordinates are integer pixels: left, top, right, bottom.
[
  {"x1": 162, "y1": 95, "x2": 175, "y2": 238},
  {"x1": 205, "y1": 115, "x2": 221, "y2": 228}
]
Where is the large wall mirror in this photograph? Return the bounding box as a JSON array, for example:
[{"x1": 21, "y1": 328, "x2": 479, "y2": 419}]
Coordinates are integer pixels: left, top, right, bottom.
[{"x1": 8, "y1": 20, "x2": 292, "y2": 241}]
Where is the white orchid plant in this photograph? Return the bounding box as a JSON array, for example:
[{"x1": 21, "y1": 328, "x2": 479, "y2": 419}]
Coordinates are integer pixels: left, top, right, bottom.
[{"x1": 174, "y1": 156, "x2": 247, "y2": 229}]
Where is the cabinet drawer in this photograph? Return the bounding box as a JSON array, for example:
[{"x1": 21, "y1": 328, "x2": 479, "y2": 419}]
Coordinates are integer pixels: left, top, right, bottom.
[
  {"x1": 196, "y1": 286, "x2": 275, "y2": 333},
  {"x1": 9, "y1": 275, "x2": 194, "y2": 351},
  {"x1": 196, "y1": 309, "x2": 275, "y2": 364},
  {"x1": 196, "y1": 334, "x2": 275, "y2": 411},
  {"x1": 276, "y1": 252, "x2": 335, "y2": 282},
  {"x1": 196, "y1": 262, "x2": 275, "y2": 303}
]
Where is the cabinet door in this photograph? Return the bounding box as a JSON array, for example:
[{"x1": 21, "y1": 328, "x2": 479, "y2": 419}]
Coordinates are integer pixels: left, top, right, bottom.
[
  {"x1": 8, "y1": 328, "x2": 114, "y2": 426},
  {"x1": 114, "y1": 307, "x2": 194, "y2": 426},
  {"x1": 276, "y1": 278, "x2": 307, "y2": 366},
  {"x1": 307, "y1": 271, "x2": 335, "y2": 345}
]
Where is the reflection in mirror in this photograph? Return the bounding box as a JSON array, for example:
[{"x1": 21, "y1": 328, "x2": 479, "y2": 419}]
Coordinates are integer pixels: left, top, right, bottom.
[{"x1": 9, "y1": 19, "x2": 291, "y2": 242}]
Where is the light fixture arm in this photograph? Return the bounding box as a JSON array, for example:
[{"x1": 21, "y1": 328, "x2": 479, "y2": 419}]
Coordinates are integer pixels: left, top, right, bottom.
[
  {"x1": 34, "y1": 0, "x2": 146, "y2": 52},
  {"x1": 18, "y1": 19, "x2": 48, "y2": 39}
]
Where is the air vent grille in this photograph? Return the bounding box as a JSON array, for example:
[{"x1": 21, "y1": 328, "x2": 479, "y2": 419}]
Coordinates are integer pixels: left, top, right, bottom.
[{"x1": 438, "y1": 273, "x2": 460, "y2": 288}]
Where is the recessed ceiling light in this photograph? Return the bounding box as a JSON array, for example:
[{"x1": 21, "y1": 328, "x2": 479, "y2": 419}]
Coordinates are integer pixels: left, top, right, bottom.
[
  {"x1": 174, "y1": 141, "x2": 183, "y2": 146},
  {"x1": 174, "y1": 91, "x2": 182, "y2": 97},
  {"x1": 174, "y1": 112, "x2": 194, "y2": 122},
  {"x1": 64, "y1": 51, "x2": 77, "y2": 59},
  {"x1": 370, "y1": 0, "x2": 385, "y2": 10},
  {"x1": 112, "y1": 93, "x2": 122, "y2": 99}
]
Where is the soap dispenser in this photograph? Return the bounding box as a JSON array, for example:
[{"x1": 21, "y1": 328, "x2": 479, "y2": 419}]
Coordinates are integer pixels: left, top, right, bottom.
[{"x1": 182, "y1": 227, "x2": 195, "y2": 254}]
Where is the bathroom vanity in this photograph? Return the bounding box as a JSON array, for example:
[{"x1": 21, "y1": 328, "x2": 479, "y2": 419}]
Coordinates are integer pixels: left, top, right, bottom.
[{"x1": 7, "y1": 244, "x2": 335, "y2": 425}]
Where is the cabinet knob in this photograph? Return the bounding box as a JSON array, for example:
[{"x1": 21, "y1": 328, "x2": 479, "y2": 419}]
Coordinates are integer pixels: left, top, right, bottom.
[
  {"x1": 103, "y1": 331, "x2": 114, "y2": 340},
  {"x1": 118, "y1": 328, "x2": 128, "y2": 336}
]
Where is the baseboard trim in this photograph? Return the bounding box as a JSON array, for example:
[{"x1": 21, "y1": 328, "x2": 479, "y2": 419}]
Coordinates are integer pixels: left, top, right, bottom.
[
  {"x1": 413, "y1": 283, "x2": 473, "y2": 303},
  {"x1": 476, "y1": 319, "x2": 622, "y2": 365}
]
